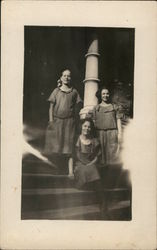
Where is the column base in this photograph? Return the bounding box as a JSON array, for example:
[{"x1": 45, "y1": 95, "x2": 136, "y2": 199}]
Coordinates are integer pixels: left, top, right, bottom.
[{"x1": 79, "y1": 106, "x2": 95, "y2": 120}]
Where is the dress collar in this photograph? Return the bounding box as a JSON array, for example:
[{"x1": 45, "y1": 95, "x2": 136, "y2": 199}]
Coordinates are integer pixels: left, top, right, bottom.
[
  {"x1": 80, "y1": 135, "x2": 92, "y2": 145},
  {"x1": 59, "y1": 86, "x2": 73, "y2": 93},
  {"x1": 96, "y1": 103, "x2": 114, "y2": 112}
]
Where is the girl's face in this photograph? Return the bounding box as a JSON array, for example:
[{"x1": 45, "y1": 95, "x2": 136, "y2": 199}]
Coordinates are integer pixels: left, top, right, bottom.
[
  {"x1": 101, "y1": 88, "x2": 110, "y2": 102},
  {"x1": 82, "y1": 121, "x2": 91, "y2": 137},
  {"x1": 61, "y1": 70, "x2": 71, "y2": 85}
]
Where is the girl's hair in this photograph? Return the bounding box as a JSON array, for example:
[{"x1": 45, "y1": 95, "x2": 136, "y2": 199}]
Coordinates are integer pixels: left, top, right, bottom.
[
  {"x1": 79, "y1": 118, "x2": 96, "y2": 138},
  {"x1": 57, "y1": 79, "x2": 62, "y2": 87},
  {"x1": 57, "y1": 69, "x2": 71, "y2": 87},
  {"x1": 96, "y1": 85, "x2": 110, "y2": 103},
  {"x1": 62, "y1": 69, "x2": 71, "y2": 74}
]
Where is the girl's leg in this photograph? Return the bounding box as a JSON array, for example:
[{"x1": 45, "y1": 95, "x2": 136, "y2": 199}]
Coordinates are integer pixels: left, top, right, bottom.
[
  {"x1": 94, "y1": 180, "x2": 109, "y2": 220},
  {"x1": 68, "y1": 157, "x2": 74, "y2": 177}
]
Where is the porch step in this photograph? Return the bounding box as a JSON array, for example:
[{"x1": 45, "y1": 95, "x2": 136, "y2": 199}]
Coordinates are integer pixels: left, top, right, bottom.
[
  {"x1": 22, "y1": 173, "x2": 75, "y2": 189},
  {"x1": 22, "y1": 155, "x2": 130, "y2": 188},
  {"x1": 22, "y1": 204, "x2": 100, "y2": 220},
  {"x1": 22, "y1": 161, "x2": 58, "y2": 175},
  {"x1": 21, "y1": 187, "x2": 130, "y2": 212},
  {"x1": 22, "y1": 155, "x2": 69, "y2": 175},
  {"x1": 21, "y1": 200, "x2": 130, "y2": 220},
  {"x1": 21, "y1": 156, "x2": 131, "y2": 220},
  {"x1": 22, "y1": 187, "x2": 99, "y2": 211},
  {"x1": 22, "y1": 168, "x2": 130, "y2": 189}
]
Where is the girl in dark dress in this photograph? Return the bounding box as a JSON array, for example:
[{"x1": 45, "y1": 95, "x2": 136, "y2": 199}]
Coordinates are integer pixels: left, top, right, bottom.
[
  {"x1": 74, "y1": 118, "x2": 108, "y2": 218},
  {"x1": 74, "y1": 118, "x2": 101, "y2": 189}
]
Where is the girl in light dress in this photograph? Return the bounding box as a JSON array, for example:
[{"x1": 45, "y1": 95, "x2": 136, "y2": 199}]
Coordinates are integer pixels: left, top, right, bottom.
[
  {"x1": 44, "y1": 69, "x2": 82, "y2": 176},
  {"x1": 92, "y1": 86, "x2": 122, "y2": 167}
]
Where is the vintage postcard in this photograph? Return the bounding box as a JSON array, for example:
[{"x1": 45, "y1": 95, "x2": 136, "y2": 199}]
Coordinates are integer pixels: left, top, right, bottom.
[{"x1": 1, "y1": 1, "x2": 157, "y2": 249}]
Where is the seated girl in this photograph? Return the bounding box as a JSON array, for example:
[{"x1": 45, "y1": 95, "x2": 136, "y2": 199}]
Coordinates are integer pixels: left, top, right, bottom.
[
  {"x1": 74, "y1": 118, "x2": 109, "y2": 218},
  {"x1": 74, "y1": 118, "x2": 101, "y2": 189}
]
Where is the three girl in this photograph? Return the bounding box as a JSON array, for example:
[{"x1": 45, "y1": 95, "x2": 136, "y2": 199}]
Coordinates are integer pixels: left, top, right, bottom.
[
  {"x1": 45, "y1": 69, "x2": 122, "y2": 180},
  {"x1": 44, "y1": 73, "x2": 122, "y2": 220}
]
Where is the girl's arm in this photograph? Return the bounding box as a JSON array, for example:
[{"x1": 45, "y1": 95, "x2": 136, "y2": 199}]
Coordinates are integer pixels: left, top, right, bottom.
[
  {"x1": 117, "y1": 118, "x2": 122, "y2": 143},
  {"x1": 49, "y1": 103, "x2": 54, "y2": 122},
  {"x1": 86, "y1": 156, "x2": 98, "y2": 166},
  {"x1": 86, "y1": 139, "x2": 101, "y2": 166},
  {"x1": 48, "y1": 88, "x2": 58, "y2": 123}
]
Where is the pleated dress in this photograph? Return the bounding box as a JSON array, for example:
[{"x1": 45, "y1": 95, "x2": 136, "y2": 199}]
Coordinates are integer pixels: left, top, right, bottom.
[
  {"x1": 93, "y1": 103, "x2": 122, "y2": 166},
  {"x1": 44, "y1": 87, "x2": 82, "y2": 156}
]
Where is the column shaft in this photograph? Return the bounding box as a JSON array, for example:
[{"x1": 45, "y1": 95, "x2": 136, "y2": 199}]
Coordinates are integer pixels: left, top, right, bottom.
[{"x1": 80, "y1": 37, "x2": 100, "y2": 119}]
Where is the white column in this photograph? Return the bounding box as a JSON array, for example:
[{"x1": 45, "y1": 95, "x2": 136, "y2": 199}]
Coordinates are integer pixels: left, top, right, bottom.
[{"x1": 80, "y1": 37, "x2": 100, "y2": 119}]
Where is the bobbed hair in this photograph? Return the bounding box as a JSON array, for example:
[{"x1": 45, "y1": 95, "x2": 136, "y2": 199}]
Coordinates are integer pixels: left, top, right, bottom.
[
  {"x1": 96, "y1": 85, "x2": 111, "y2": 103},
  {"x1": 79, "y1": 118, "x2": 96, "y2": 138},
  {"x1": 61, "y1": 69, "x2": 71, "y2": 75}
]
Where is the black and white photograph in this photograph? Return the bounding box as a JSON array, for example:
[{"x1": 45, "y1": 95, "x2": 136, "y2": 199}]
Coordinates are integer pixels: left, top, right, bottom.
[
  {"x1": 1, "y1": 1, "x2": 156, "y2": 249},
  {"x1": 22, "y1": 26, "x2": 134, "y2": 221}
]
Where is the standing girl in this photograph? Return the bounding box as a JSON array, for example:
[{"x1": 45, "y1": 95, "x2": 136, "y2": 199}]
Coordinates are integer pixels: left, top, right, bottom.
[
  {"x1": 44, "y1": 69, "x2": 82, "y2": 175},
  {"x1": 93, "y1": 86, "x2": 122, "y2": 166}
]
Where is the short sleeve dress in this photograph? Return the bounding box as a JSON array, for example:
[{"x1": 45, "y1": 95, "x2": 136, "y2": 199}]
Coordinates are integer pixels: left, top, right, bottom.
[
  {"x1": 44, "y1": 87, "x2": 82, "y2": 155},
  {"x1": 93, "y1": 103, "x2": 122, "y2": 166},
  {"x1": 74, "y1": 136, "x2": 101, "y2": 188}
]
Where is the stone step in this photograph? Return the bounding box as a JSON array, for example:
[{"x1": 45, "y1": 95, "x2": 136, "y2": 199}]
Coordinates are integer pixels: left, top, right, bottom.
[
  {"x1": 22, "y1": 166, "x2": 130, "y2": 189},
  {"x1": 21, "y1": 156, "x2": 131, "y2": 220},
  {"x1": 22, "y1": 204, "x2": 100, "y2": 220},
  {"x1": 22, "y1": 188, "x2": 99, "y2": 211},
  {"x1": 108, "y1": 200, "x2": 131, "y2": 221},
  {"x1": 22, "y1": 173, "x2": 75, "y2": 189},
  {"x1": 22, "y1": 155, "x2": 69, "y2": 175},
  {"x1": 22, "y1": 155, "x2": 131, "y2": 189},
  {"x1": 21, "y1": 187, "x2": 130, "y2": 212},
  {"x1": 21, "y1": 200, "x2": 131, "y2": 220},
  {"x1": 22, "y1": 160, "x2": 58, "y2": 175}
]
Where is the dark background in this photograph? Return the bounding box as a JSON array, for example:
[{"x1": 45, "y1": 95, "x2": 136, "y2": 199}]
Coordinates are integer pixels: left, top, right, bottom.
[{"x1": 23, "y1": 26, "x2": 134, "y2": 129}]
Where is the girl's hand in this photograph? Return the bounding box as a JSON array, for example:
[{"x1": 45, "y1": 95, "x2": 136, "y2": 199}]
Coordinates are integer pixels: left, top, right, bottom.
[
  {"x1": 86, "y1": 162, "x2": 92, "y2": 167},
  {"x1": 48, "y1": 121, "x2": 53, "y2": 130},
  {"x1": 117, "y1": 119, "x2": 122, "y2": 144},
  {"x1": 86, "y1": 157, "x2": 98, "y2": 166}
]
